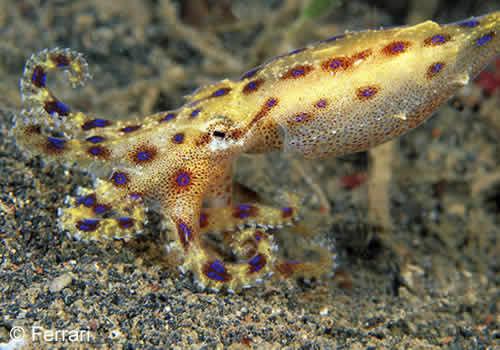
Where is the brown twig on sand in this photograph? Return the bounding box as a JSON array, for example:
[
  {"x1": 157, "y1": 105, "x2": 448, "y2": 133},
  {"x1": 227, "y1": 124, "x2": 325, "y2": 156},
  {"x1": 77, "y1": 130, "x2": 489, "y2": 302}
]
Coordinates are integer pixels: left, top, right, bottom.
[
  {"x1": 368, "y1": 141, "x2": 394, "y2": 232},
  {"x1": 158, "y1": 0, "x2": 243, "y2": 74},
  {"x1": 290, "y1": 158, "x2": 331, "y2": 215}
]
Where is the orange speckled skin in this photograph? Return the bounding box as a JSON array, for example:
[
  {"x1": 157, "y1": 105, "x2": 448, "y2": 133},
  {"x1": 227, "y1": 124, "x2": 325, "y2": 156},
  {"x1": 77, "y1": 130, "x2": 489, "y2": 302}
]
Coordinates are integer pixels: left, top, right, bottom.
[{"x1": 13, "y1": 12, "x2": 500, "y2": 291}]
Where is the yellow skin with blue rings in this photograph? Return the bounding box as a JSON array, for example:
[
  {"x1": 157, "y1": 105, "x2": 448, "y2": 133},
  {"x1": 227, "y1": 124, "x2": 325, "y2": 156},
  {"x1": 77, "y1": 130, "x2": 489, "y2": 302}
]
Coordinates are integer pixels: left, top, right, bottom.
[{"x1": 13, "y1": 12, "x2": 500, "y2": 291}]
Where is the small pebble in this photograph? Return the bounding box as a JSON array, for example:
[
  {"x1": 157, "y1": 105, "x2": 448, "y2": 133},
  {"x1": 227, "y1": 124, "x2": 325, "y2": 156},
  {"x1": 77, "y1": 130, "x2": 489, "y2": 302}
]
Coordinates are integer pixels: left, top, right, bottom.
[{"x1": 48, "y1": 273, "x2": 73, "y2": 293}]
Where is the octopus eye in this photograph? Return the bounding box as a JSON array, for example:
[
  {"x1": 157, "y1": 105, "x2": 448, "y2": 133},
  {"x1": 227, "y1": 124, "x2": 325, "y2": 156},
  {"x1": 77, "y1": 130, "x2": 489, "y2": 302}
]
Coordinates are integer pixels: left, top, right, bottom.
[{"x1": 213, "y1": 130, "x2": 226, "y2": 139}]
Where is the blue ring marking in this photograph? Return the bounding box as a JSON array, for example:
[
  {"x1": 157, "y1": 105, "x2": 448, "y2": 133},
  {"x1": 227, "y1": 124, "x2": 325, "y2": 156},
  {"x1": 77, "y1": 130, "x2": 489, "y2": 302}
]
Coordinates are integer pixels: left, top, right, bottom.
[
  {"x1": 431, "y1": 35, "x2": 446, "y2": 43},
  {"x1": 363, "y1": 88, "x2": 375, "y2": 97},
  {"x1": 93, "y1": 119, "x2": 107, "y2": 127},
  {"x1": 83, "y1": 119, "x2": 110, "y2": 130},
  {"x1": 237, "y1": 204, "x2": 251, "y2": 210},
  {"x1": 77, "y1": 223, "x2": 90, "y2": 231},
  {"x1": 458, "y1": 20, "x2": 479, "y2": 28},
  {"x1": 113, "y1": 173, "x2": 127, "y2": 185},
  {"x1": 295, "y1": 113, "x2": 308, "y2": 122},
  {"x1": 211, "y1": 260, "x2": 225, "y2": 272},
  {"x1": 433, "y1": 63, "x2": 443, "y2": 73},
  {"x1": 129, "y1": 193, "x2": 141, "y2": 200},
  {"x1": 84, "y1": 219, "x2": 98, "y2": 225},
  {"x1": 94, "y1": 205, "x2": 107, "y2": 213},
  {"x1": 57, "y1": 101, "x2": 70, "y2": 113},
  {"x1": 118, "y1": 217, "x2": 133, "y2": 228},
  {"x1": 267, "y1": 99, "x2": 277, "y2": 107},
  {"x1": 87, "y1": 136, "x2": 104, "y2": 143},
  {"x1": 32, "y1": 69, "x2": 38, "y2": 82},
  {"x1": 253, "y1": 264, "x2": 263, "y2": 272},
  {"x1": 178, "y1": 222, "x2": 192, "y2": 238},
  {"x1": 47, "y1": 101, "x2": 70, "y2": 115},
  {"x1": 247, "y1": 82, "x2": 257, "y2": 89},
  {"x1": 47, "y1": 137, "x2": 65, "y2": 148},
  {"x1": 206, "y1": 271, "x2": 224, "y2": 281},
  {"x1": 330, "y1": 60, "x2": 341, "y2": 69},
  {"x1": 190, "y1": 109, "x2": 200, "y2": 117},
  {"x1": 282, "y1": 207, "x2": 292, "y2": 212},
  {"x1": 173, "y1": 134, "x2": 184, "y2": 143},
  {"x1": 137, "y1": 151, "x2": 150, "y2": 160},
  {"x1": 32, "y1": 68, "x2": 47, "y2": 86},
  {"x1": 287, "y1": 48, "x2": 305, "y2": 56},
  {"x1": 240, "y1": 67, "x2": 260, "y2": 80},
  {"x1": 83, "y1": 196, "x2": 94, "y2": 207},
  {"x1": 214, "y1": 88, "x2": 228, "y2": 97},
  {"x1": 162, "y1": 113, "x2": 176, "y2": 122},
  {"x1": 177, "y1": 173, "x2": 190, "y2": 186},
  {"x1": 255, "y1": 235, "x2": 260, "y2": 241},
  {"x1": 249, "y1": 255, "x2": 260, "y2": 265},
  {"x1": 90, "y1": 147, "x2": 101, "y2": 155},
  {"x1": 392, "y1": 44, "x2": 404, "y2": 52},
  {"x1": 292, "y1": 69, "x2": 304, "y2": 76},
  {"x1": 249, "y1": 255, "x2": 264, "y2": 272},
  {"x1": 316, "y1": 100, "x2": 327, "y2": 108},
  {"x1": 122, "y1": 125, "x2": 140, "y2": 132},
  {"x1": 238, "y1": 212, "x2": 249, "y2": 219},
  {"x1": 477, "y1": 34, "x2": 492, "y2": 46},
  {"x1": 77, "y1": 195, "x2": 92, "y2": 204}
]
